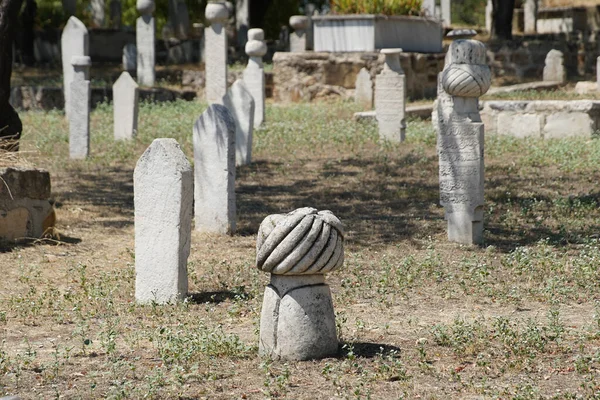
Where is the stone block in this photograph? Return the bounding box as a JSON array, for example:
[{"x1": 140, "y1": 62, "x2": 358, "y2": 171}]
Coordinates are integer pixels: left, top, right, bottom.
[
  {"x1": 543, "y1": 112, "x2": 594, "y2": 138},
  {"x1": 497, "y1": 112, "x2": 542, "y2": 138}
]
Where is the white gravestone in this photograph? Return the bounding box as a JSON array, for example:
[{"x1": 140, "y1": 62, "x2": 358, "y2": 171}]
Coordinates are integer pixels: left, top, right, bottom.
[
  {"x1": 354, "y1": 67, "x2": 373, "y2": 109},
  {"x1": 193, "y1": 104, "x2": 236, "y2": 234},
  {"x1": 375, "y1": 49, "x2": 406, "y2": 143},
  {"x1": 91, "y1": 0, "x2": 105, "y2": 27},
  {"x1": 204, "y1": 2, "x2": 229, "y2": 104},
  {"x1": 123, "y1": 44, "x2": 137, "y2": 71},
  {"x1": 543, "y1": 49, "x2": 566, "y2": 83},
  {"x1": 524, "y1": 0, "x2": 537, "y2": 33},
  {"x1": 256, "y1": 207, "x2": 344, "y2": 361},
  {"x1": 69, "y1": 56, "x2": 91, "y2": 159},
  {"x1": 289, "y1": 15, "x2": 308, "y2": 52},
  {"x1": 438, "y1": 37, "x2": 491, "y2": 245},
  {"x1": 134, "y1": 138, "x2": 193, "y2": 304},
  {"x1": 243, "y1": 28, "x2": 267, "y2": 128},
  {"x1": 136, "y1": 0, "x2": 155, "y2": 86},
  {"x1": 485, "y1": 0, "x2": 492, "y2": 33},
  {"x1": 224, "y1": 80, "x2": 255, "y2": 166},
  {"x1": 113, "y1": 71, "x2": 139, "y2": 140},
  {"x1": 61, "y1": 16, "x2": 89, "y2": 119}
]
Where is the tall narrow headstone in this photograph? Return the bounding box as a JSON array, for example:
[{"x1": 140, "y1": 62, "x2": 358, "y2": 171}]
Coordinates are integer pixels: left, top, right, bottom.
[
  {"x1": 69, "y1": 56, "x2": 91, "y2": 159},
  {"x1": 193, "y1": 104, "x2": 236, "y2": 234},
  {"x1": 91, "y1": 0, "x2": 105, "y2": 27},
  {"x1": 123, "y1": 43, "x2": 137, "y2": 71},
  {"x1": 224, "y1": 80, "x2": 255, "y2": 166},
  {"x1": 61, "y1": 16, "x2": 89, "y2": 119},
  {"x1": 375, "y1": 49, "x2": 406, "y2": 143},
  {"x1": 204, "y1": 2, "x2": 229, "y2": 104},
  {"x1": 485, "y1": 0, "x2": 492, "y2": 33},
  {"x1": 113, "y1": 72, "x2": 139, "y2": 140},
  {"x1": 597, "y1": 56, "x2": 600, "y2": 92},
  {"x1": 543, "y1": 49, "x2": 566, "y2": 83},
  {"x1": 289, "y1": 15, "x2": 308, "y2": 52},
  {"x1": 438, "y1": 36, "x2": 491, "y2": 245},
  {"x1": 243, "y1": 28, "x2": 267, "y2": 128},
  {"x1": 136, "y1": 0, "x2": 155, "y2": 86},
  {"x1": 441, "y1": 0, "x2": 451, "y2": 26},
  {"x1": 256, "y1": 208, "x2": 344, "y2": 361},
  {"x1": 134, "y1": 138, "x2": 193, "y2": 304},
  {"x1": 524, "y1": 0, "x2": 537, "y2": 33},
  {"x1": 354, "y1": 67, "x2": 373, "y2": 109}
]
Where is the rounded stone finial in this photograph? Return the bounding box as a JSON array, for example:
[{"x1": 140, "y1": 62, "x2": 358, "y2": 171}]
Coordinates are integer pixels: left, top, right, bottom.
[
  {"x1": 446, "y1": 29, "x2": 477, "y2": 40},
  {"x1": 70, "y1": 55, "x2": 91, "y2": 66},
  {"x1": 442, "y1": 40, "x2": 491, "y2": 97},
  {"x1": 245, "y1": 39, "x2": 267, "y2": 57},
  {"x1": 205, "y1": 2, "x2": 229, "y2": 23},
  {"x1": 289, "y1": 15, "x2": 309, "y2": 30},
  {"x1": 136, "y1": 0, "x2": 155, "y2": 14},
  {"x1": 256, "y1": 207, "x2": 344, "y2": 275},
  {"x1": 247, "y1": 28, "x2": 264, "y2": 41}
]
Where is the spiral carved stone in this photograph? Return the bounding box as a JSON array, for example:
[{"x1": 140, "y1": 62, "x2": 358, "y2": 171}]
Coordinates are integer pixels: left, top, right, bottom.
[
  {"x1": 256, "y1": 207, "x2": 344, "y2": 275},
  {"x1": 442, "y1": 64, "x2": 491, "y2": 97}
]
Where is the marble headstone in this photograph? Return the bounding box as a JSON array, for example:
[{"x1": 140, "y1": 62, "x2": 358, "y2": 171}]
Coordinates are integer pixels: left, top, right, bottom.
[
  {"x1": 204, "y1": 2, "x2": 229, "y2": 103},
  {"x1": 113, "y1": 71, "x2": 139, "y2": 140},
  {"x1": 61, "y1": 16, "x2": 89, "y2": 119},
  {"x1": 354, "y1": 67, "x2": 373, "y2": 109},
  {"x1": 375, "y1": 49, "x2": 406, "y2": 142},
  {"x1": 543, "y1": 49, "x2": 566, "y2": 83},
  {"x1": 69, "y1": 56, "x2": 91, "y2": 159},
  {"x1": 243, "y1": 28, "x2": 267, "y2": 128},
  {"x1": 224, "y1": 80, "x2": 255, "y2": 166}
]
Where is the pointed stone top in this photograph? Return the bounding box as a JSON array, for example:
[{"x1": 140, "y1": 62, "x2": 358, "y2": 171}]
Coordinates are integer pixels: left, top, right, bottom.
[
  {"x1": 135, "y1": 138, "x2": 191, "y2": 176},
  {"x1": 228, "y1": 79, "x2": 253, "y2": 99},
  {"x1": 248, "y1": 28, "x2": 264, "y2": 41},
  {"x1": 195, "y1": 104, "x2": 236, "y2": 138},
  {"x1": 114, "y1": 71, "x2": 139, "y2": 89},
  {"x1": 380, "y1": 48, "x2": 403, "y2": 55},
  {"x1": 70, "y1": 55, "x2": 91, "y2": 66},
  {"x1": 64, "y1": 16, "x2": 88, "y2": 33},
  {"x1": 205, "y1": 2, "x2": 229, "y2": 23}
]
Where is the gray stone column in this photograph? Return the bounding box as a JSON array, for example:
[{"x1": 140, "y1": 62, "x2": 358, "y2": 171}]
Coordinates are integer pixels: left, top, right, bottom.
[
  {"x1": 204, "y1": 2, "x2": 229, "y2": 104},
  {"x1": 438, "y1": 35, "x2": 491, "y2": 245},
  {"x1": 256, "y1": 207, "x2": 344, "y2": 361},
  {"x1": 524, "y1": 0, "x2": 537, "y2": 33},
  {"x1": 375, "y1": 48, "x2": 406, "y2": 143},
  {"x1": 61, "y1": 16, "x2": 89, "y2": 119},
  {"x1": 136, "y1": 0, "x2": 155, "y2": 87},
  {"x1": 289, "y1": 15, "x2": 308, "y2": 52},
  {"x1": 69, "y1": 56, "x2": 91, "y2": 159},
  {"x1": 243, "y1": 28, "x2": 267, "y2": 128}
]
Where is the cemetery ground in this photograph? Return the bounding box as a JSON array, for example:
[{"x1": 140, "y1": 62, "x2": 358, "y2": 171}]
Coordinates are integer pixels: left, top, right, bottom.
[{"x1": 2, "y1": 95, "x2": 600, "y2": 398}]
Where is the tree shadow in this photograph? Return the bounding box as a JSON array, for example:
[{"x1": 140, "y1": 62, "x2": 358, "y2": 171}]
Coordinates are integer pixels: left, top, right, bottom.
[
  {"x1": 186, "y1": 288, "x2": 250, "y2": 304},
  {"x1": 0, "y1": 234, "x2": 82, "y2": 253},
  {"x1": 338, "y1": 341, "x2": 402, "y2": 359}
]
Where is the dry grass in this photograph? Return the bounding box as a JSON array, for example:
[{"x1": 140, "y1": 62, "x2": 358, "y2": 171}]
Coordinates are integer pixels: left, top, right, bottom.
[{"x1": 542, "y1": 0, "x2": 600, "y2": 7}]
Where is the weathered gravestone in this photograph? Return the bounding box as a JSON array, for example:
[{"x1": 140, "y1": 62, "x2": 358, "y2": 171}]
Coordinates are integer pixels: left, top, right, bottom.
[
  {"x1": 123, "y1": 44, "x2": 137, "y2": 71},
  {"x1": 91, "y1": 0, "x2": 105, "y2": 27},
  {"x1": 193, "y1": 104, "x2": 236, "y2": 234},
  {"x1": 289, "y1": 15, "x2": 308, "y2": 52},
  {"x1": 204, "y1": 2, "x2": 229, "y2": 104},
  {"x1": 69, "y1": 56, "x2": 91, "y2": 159},
  {"x1": 543, "y1": 49, "x2": 566, "y2": 83},
  {"x1": 256, "y1": 207, "x2": 344, "y2": 361},
  {"x1": 134, "y1": 138, "x2": 193, "y2": 304},
  {"x1": 243, "y1": 28, "x2": 267, "y2": 128},
  {"x1": 375, "y1": 48, "x2": 406, "y2": 142},
  {"x1": 224, "y1": 80, "x2": 255, "y2": 166},
  {"x1": 113, "y1": 71, "x2": 139, "y2": 140},
  {"x1": 524, "y1": 0, "x2": 537, "y2": 33},
  {"x1": 136, "y1": 0, "x2": 155, "y2": 86},
  {"x1": 438, "y1": 35, "x2": 491, "y2": 245},
  {"x1": 354, "y1": 67, "x2": 373, "y2": 109},
  {"x1": 61, "y1": 16, "x2": 89, "y2": 119}
]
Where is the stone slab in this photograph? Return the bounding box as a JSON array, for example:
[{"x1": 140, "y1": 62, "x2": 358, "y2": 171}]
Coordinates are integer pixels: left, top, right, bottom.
[
  {"x1": 69, "y1": 79, "x2": 91, "y2": 159},
  {"x1": 136, "y1": 15, "x2": 156, "y2": 87},
  {"x1": 485, "y1": 81, "x2": 562, "y2": 95},
  {"x1": 574, "y1": 81, "x2": 597, "y2": 95},
  {"x1": 223, "y1": 80, "x2": 255, "y2": 166}
]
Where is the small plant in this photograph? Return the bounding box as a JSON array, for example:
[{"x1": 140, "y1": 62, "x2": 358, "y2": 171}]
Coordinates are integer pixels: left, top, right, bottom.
[{"x1": 330, "y1": 0, "x2": 423, "y2": 16}]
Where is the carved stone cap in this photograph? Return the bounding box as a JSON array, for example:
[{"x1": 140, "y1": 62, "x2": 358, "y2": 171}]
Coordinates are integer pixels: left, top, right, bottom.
[
  {"x1": 442, "y1": 39, "x2": 491, "y2": 97},
  {"x1": 248, "y1": 28, "x2": 264, "y2": 41},
  {"x1": 289, "y1": 15, "x2": 309, "y2": 30},
  {"x1": 256, "y1": 207, "x2": 344, "y2": 275},
  {"x1": 70, "y1": 55, "x2": 91, "y2": 66},
  {"x1": 446, "y1": 29, "x2": 477, "y2": 40},
  {"x1": 246, "y1": 39, "x2": 267, "y2": 57},
  {"x1": 136, "y1": 0, "x2": 155, "y2": 14},
  {"x1": 205, "y1": 2, "x2": 229, "y2": 23}
]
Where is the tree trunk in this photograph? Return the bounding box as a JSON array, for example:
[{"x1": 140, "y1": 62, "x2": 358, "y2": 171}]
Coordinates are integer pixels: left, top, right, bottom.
[
  {"x1": 0, "y1": 0, "x2": 24, "y2": 151},
  {"x1": 491, "y1": 0, "x2": 515, "y2": 40},
  {"x1": 20, "y1": 0, "x2": 37, "y2": 66}
]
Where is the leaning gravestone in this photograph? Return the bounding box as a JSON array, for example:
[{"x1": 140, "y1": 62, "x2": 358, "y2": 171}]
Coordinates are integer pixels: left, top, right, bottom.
[
  {"x1": 136, "y1": 0, "x2": 155, "y2": 86},
  {"x1": 193, "y1": 104, "x2": 236, "y2": 234},
  {"x1": 543, "y1": 49, "x2": 566, "y2": 83},
  {"x1": 375, "y1": 48, "x2": 406, "y2": 142},
  {"x1": 69, "y1": 56, "x2": 91, "y2": 159},
  {"x1": 61, "y1": 16, "x2": 89, "y2": 119},
  {"x1": 123, "y1": 44, "x2": 137, "y2": 71},
  {"x1": 289, "y1": 15, "x2": 308, "y2": 52},
  {"x1": 438, "y1": 35, "x2": 491, "y2": 245},
  {"x1": 256, "y1": 207, "x2": 344, "y2": 361},
  {"x1": 243, "y1": 28, "x2": 267, "y2": 128},
  {"x1": 134, "y1": 138, "x2": 193, "y2": 304},
  {"x1": 354, "y1": 67, "x2": 373, "y2": 109},
  {"x1": 113, "y1": 71, "x2": 139, "y2": 140},
  {"x1": 204, "y1": 2, "x2": 229, "y2": 104},
  {"x1": 224, "y1": 80, "x2": 255, "y2": 166}
]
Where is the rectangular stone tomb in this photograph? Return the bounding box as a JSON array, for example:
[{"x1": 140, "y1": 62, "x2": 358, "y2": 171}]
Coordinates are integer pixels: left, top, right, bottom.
[{"x1": 480, "y1": 100, "x2": 600, "y2": 139}]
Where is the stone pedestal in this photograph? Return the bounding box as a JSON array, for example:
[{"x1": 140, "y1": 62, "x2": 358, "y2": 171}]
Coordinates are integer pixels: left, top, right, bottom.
[
  {"x1": 243, "y1": 28, "x2": 267, "y2": 128},
  {"x1": 136, "y1": 0, "x2": 156, "y2": 87},
  {"x1": 61, "y1": 16, "x2": 89, "y2": 119},
  {"x1": 375, "y1": 48, "x2": 406, "y2": 143},
  {"x1": 256, "y1": 207, "x2": 344, "y2": 361},
  {"x1": 69, "y1": 56, "x2": 91, "y2": 159},
  {"x1": 543, "y1": 49, "x2": 565, "y2": 83},
  {"x1": 289, "y1": 16, "x2": 308, "y2": 52},
  {"x1": 204, "y1": 2, "x2": 229, "y2": 104}
]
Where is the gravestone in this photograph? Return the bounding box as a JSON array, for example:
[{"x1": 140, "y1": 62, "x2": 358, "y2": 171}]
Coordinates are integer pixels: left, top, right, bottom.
[
  {"x1": 524, "y1": 0, "x2": 537, "y2": 33},
  {"x1": 243, "y1": 28, "x2": 267, "y2": 128},
  {"x1": 354, "y1": 67, "x2": 373, "y2": 109},
  {"x1": 204, "y1": 2, "x2": 229, "y2": 104},
  {"x1": 69, "y1": 56, "x2": 91, "y2": 159},
  {"x1": 375, "y1": 48, "x2": 406, "y2": 142},
  {"x1": 134, "y1": 138, "x2": 193, "y2": 304},
  {"x1": 113, "y1": 72, "x2": 139, "y2": 140},
  {"x1": 441, "y1": 0, "x2": 451, "y2": 26},
  {"x1": 597, "y1": 56, "x2": 600, "y2": 92},
  {"x1": 438, "y1": 36, "x2": 491, "y2": 245},
  {"x1": 91, "y1": 0, "x2": 105, "y2": 27},
  {"x1": 136, "y1": 0, "x2": 155, "y2": 86},
  {"x1": 61, "y1": 16, "x2": 89, "y2": 119},
  {"x1": 543, "y1": 50, "x2": 566, "y2": 83},
  {"x1": 224, "y1": 80, "x2": 255, "y2": 166},
  {"x1": 123, "y1": 44, "x2": 137, "y2": 71},
  {"x1": 485, "y1": 0, "x2": 492, "y2": 33},
  {"x1": 256, "y1": 207, "x2": 344, "y2": 361},
  {"x1": 289, "y1": 15, "x2": 308, "y2": 52},
  {"x1": 193, "y1": 104, "x2": 236, "y2": 234}
]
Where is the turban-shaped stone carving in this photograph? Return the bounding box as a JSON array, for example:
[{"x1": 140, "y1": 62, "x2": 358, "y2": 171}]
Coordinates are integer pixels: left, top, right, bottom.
[
  {"x1": 256, "y1": 207, "x2": 344, "y2": 275},
  {"x1": 442, "y1": 64, "x2": 491, "y2": 97}
]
